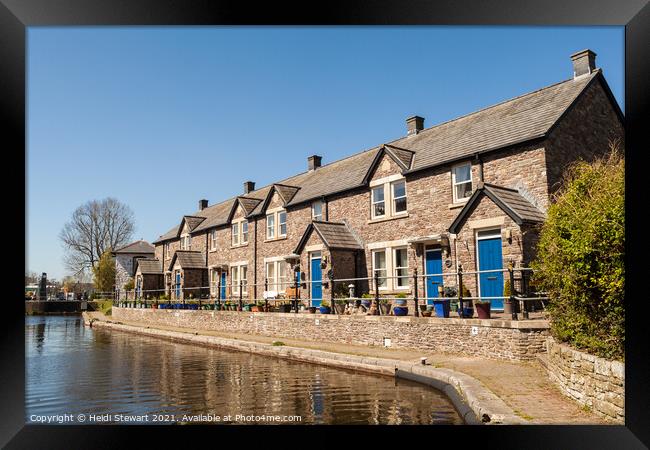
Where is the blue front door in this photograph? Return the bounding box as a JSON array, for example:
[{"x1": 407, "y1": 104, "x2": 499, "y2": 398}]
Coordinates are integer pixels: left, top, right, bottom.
[
  {"x1": 310, "y1": 256, "x2": 322, "y2": 307},
  {"x1": 175, "y1": 272, "x2": 181, "y2": 298},
  {"x1": 220, "y1": 272, "x2": 227, "y2": 299},
  {"x1": 425, "y1": 249, "x2": 443, "y2": 305},
  {"x1": 478, "y1": 235, "x2": 504, "y2": 310}
]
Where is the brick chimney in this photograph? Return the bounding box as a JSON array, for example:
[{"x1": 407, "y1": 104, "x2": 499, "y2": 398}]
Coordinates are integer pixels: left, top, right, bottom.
[
  {"x1": 308, "y1": 155, "x2": 322, "y2": 171},
  {"x1": 243, "y1": 181, "x2": 255, "y2": 194},
  {"x1": 571, "y1": 49, "x2": 597, "y2": 79},
  {"x1": 406, "y1": 116, "x2": 424, "y2": 136},
  {"x1": 198, "y1": 199, "x2": 208, "y2": 210}
]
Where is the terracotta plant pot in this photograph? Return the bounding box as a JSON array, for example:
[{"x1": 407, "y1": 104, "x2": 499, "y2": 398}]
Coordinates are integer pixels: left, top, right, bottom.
[
  {"x1": 308, "y1": 307, "x2": 317, "y2": 314},
  {"x1": 475, "y1": 302, "x2": 491, "y2": 319}
]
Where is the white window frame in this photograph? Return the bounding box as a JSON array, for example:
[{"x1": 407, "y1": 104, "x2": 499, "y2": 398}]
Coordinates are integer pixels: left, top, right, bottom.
[
  {"x1": 180, "y1": 234, "x2": 191, "y2": 250},
  {"x1": 372, "y1": 249, "x2": 388, "y2": 290},
  {"x1": 266, "y1": 262, "x2": 276, "y2": 291},
  {"x1": 241, "y1": 220, "x2": 248, "y2": 244},
  {"x1": 266, "y1": 214, "x2": 275, "y2": 239},
  {"x1": 312, "y1": 201, "x2": 323, "y2": 221},
  {"x1": 452, "y1": 162, "x2": 473, "y2": 203},
  {"x1": 231, "y1": 222, "x2": 240, "y2": 246},
  {"x1": 393, "y1": 246, "x2": 409, "y2": 289},
  {"x1": 231, "y1": 264, "x2": 248, "y2": 295},
  {"x1": 278, "y1": 211, "x2": 287, "y2": 237},
  {"x1": 392, "y1": 180, "x2": 407, "y2": 215},
  {"x1": 210, "y1": 269, "x2": 218, "y2": 296},
  {"x1": 210, "y1": 230, "x2": 217, "y2": 250},
  {"x1": 164, "y1": 242, "x2": 170, "y2": 258},
  {"x1": 371, "y1": 185, "x2": 386, "y2": 219}
]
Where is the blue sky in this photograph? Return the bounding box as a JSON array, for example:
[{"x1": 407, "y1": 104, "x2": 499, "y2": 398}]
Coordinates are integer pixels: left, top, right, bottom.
[{"x1": 27, "y1": 26, "x2": 624, "y2": 281}]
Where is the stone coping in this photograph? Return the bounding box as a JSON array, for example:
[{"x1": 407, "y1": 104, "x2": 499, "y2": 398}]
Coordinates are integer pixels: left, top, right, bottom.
[
  {"x1": 84, "y1": 313, "x2": 525, "y2": 425},
  {"x1": 130, "y1": 308, "x2": 549, "y2": 330}
]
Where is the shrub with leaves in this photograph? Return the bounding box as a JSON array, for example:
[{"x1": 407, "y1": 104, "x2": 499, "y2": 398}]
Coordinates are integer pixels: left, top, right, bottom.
[{"x1": 532, "y1": 146, "x2": 624, "y2": 360}]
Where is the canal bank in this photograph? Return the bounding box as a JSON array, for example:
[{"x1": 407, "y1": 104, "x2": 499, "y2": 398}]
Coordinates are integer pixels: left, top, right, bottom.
[
  {"x1": 86, "y1": 310, "x2": 609, "y2": 424},
  {"x1": 86, "y1": 311, "x2": 532, "y2": 425}
]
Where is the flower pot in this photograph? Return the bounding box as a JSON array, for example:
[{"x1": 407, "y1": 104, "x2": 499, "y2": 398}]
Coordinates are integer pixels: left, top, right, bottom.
[
  {"x1": 433, "y1": 299, "x2": 450, "y2": 318},
  {"x1": 319, "y1": 306, "x2": 331, "y2": 314},
  {"x1": 279, "y1": 304, "x2": 292, "y2": 313},
  {"x1": 393, "y1": 306, "x2": 409, "y2": 316},
  {"x1": 475, "y1": 302, "x2": 491, "y2": 319},
  {"x1": 380, "y1": 304, "x2": 390, "y2": 315},
  {"x1": 334, "y1": 303, "x2": 346, "y2": 314},
  {"x1": 251, "y1": 306, "x2": 260, "y2": 312},
  {"x1": 421, "y1": 310, "x2": 432, "y2": 317},
  {"x1": 152, "y1": 304, "x2": 158, "y2": 310},
  {"x1": 458, "y1": 307, "x2": 474, "y2": 318},
  {"x1": 308, "y1": 307, "x2": 317, "y2": 314},
  {"x1": 361, "y1": 300, "x2": 372, "y2": 308},
  {"x1": 393, "y1": 298, "x2": 407, "y2": 307},
  {"x1": 450, "y1": 301, "x2": 458, "y2": 312}
]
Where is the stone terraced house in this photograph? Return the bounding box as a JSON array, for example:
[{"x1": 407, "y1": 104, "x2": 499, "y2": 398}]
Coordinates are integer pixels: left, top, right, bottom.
[{"x1": 150, "y1": 50, "x2": 623, "y2": 310}]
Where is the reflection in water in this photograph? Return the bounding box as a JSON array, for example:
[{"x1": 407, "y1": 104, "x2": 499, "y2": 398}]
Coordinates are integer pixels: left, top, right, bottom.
[{"x1": 26, "y1": 316, "x2": 462, "y2": 425}]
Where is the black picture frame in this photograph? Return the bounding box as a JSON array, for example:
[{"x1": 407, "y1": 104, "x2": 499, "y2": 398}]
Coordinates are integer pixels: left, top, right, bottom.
[{"x1": 3, "y1": 0, "x2": 648, "y2": 448}]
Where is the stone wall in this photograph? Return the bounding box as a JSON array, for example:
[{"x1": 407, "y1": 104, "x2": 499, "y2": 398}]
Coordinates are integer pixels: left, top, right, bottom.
[
  {"x1": 113, "y1": 307, "x2": 549, "y2": 362},
  {"x1": 543, "y1": 337, "x2": 624, "y2": 423}
]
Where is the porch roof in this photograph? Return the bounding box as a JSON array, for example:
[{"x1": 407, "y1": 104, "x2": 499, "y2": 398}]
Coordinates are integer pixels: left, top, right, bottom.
[
  {"x1": 135, "y1": 258, "x2": 163, "y2": 274},
  {"x1": 294, "y1": 221, "x2": 364, "y2": 254},
  {"x1": 448, "y1": 182, "x2": 546, "y2": 234},
  {"x1": 168, "y1": 250, "x2": 207, "y2": 271}
]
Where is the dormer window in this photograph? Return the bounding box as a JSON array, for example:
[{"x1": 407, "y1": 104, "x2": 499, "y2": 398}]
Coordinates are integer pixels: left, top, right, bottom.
[
  {"x1": 312, "y1": 201, "x2": 323, "y2": 221},
  {"x1": 371, "y1": 186, "x2": 386, "y2": 218},
  {"x1": 266, "y1": 214, "x2": 275, "y2": 239},
  {"x1": 210, "y1": 230, "x2": 217, "y2": 250},
  {"x1": 392, "y1": 180, "x2": 407, "y2": 214},
  {"x1": 231, "y1": 219, "x2": 248, "y2": 246},
  {"x1": 180, "y1": 234, "x2": 191, "y2": 250},
  {"x1": 266, "y1": 210, "x2": 286, "y2": 240},
  {"x1": 452, "y1": 162, "x2": 473, "y2": 203}
]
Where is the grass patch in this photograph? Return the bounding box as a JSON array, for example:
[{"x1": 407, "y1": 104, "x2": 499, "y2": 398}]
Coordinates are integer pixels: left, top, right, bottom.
[
  {"x1": 513, "y1": 410, "x2": 534, "y2": 421},
  {"x1": 581, "y1": 403, "x2": 592, "y2": 413},
  {"x1": 272, "y1": 341, "x2": 286, "y2": 346}
]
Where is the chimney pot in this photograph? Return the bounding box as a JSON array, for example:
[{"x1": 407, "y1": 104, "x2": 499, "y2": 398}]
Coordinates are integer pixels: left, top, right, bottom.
[
  {"x1": 570, "y1": 49, "x2": 597, "y2": 79},
  {"x1": 406, "y1": 116, "x2": 424, "y2": 136},
  {"x1": 199, "y1": 199, "x2": 208, "y2": 210},
  {"x1": 243, "y1": 181, "x2": 255, "y2": 194},
  {"x1": 308, "y1": 155, "x2": 322, "y2": 171}
]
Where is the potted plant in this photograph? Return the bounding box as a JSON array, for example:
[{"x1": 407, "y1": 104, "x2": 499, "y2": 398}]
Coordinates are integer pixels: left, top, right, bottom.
[
  {"x1": 458, "y1": 284, "x2": 473, "y2": 318},
  {"x1": 360, "y1": 293, "x2": 372, "y2": 309},
  {"x1": 308, "y1": 305, "x2": 317, "y2": 314},
  {"x1": 379, "y1": 299, "x2": 390, "y2": 315},
  {"x1": 421, "y1": 305, "x2": 433, "y2": 317},
  {"x1": 474, "y1": 300, "x2": 491, "y2": 319},
  {"x1": 503, "y1": 280, "x2": 514, "y2": 315},
  {"x1": 432, "y1": 298, "x2": 451, "y2": 318},
  {"x1": 319, "y1": 300, "x2": 331, "y2": 314},
  {"x1": 392, "y1": 293, "x2": 408, "y2": 316},
  {"x1": 152, "y1": 300, "x2": 158, "y2": 310}
]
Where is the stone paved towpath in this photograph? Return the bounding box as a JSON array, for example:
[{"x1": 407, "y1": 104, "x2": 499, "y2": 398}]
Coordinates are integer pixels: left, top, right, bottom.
[{"x1": 87, "y1": 312, "x2": 609, "y2": 424}]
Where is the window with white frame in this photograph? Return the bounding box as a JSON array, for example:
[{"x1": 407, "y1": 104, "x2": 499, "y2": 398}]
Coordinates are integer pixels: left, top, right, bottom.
[
  {"x1": 278, "y1": 261, "x2": 288, "y2": 290},
  {"x1": 210, "y1": 230, "x2": 217, "y2": 250},
  {"x1": 180, "y1": 235, "x2": 191, "y2": 250},
  {"x1": 165, "y1": 242, "x2": 170, "y2": 258},
  {"x1": 231, "y1": 265, "x2": 248, "y2": 295},
  {"x1": 312, "y1": 201, "x2": 323, "y2": 221},
  {"x1": 241, "y1": 220, "x2": 248, "y2": 243},
  {"x1": 231, "y1": 222, "x2": 239, "y2": 246},
  {"x1": 210, "y1": 270, "x2": 218, "y2": 295},
  {"x1": 266, "y1": 214, "x2": 275, "y2": 239},
  {"x1": 266, "y1": 262, "x2": 276, "y2": 291},
  {"x1": 393, "y1": 247, "x2": 409, "y2": 288},
  {"x1": 371, "y1": 186, "x2": 386, "y2": 218},
  {"x1": 372, "y1": 250, "x2": 387, "y2": 288},
  {"x1": 452, "y1": 162, "x2": 473, "y2": 202},
  {"x1": 392, "y1": 181, "x2": 407, "y2": 214},
  {"x1": 278, "y1": 211, "x2": 287, "y2": 237}
]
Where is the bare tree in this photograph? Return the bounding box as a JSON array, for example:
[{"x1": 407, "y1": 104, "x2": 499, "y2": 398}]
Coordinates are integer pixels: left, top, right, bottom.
[{"x1": 59, "y1": 198, "x2": 135, "y2": 275}]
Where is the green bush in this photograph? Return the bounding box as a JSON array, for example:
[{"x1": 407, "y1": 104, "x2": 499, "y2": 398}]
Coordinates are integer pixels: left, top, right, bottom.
[{"x1": 531, "y1": 146, "x2": 624, "y2": 360}]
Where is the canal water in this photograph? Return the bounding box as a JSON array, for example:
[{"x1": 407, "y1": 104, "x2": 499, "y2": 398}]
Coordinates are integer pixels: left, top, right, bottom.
[{"x1": 26, "y1": 316, "x2": 463, "y2": 425}]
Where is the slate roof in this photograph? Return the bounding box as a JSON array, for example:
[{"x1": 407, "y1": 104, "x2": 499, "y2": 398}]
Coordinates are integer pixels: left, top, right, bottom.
[
  {"x1": 183, "y1": 216, "x2": 206, "y2": 232},
  {"x1": 294, "y1": 221, "x2": 364, "y2": 254},
  {"x1": 168, "y1": 250, "x2": 207, "y2": 271},
  {"x1": 135, "y1": 258, "x2": 163, "y2": 274},
  {"x1": 113, "y1": 240, "x2": 155, "y2": 254},
  {"x1": 154, "y1": 70, "x2": 610, "y2": 242},
  {"x1": 448, "y1": 182, "x2": 546, "y2": 234}
]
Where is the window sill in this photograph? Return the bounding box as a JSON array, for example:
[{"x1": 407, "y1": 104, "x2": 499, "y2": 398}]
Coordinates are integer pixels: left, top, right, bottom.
[
  {"x1": 367, "y1": 213, "x2": 409, "y2": 224},
  {"x1": 209, "y1": 248, "x2": 218, "y2": 253},
  {"x1": 448, "y1": 202, "x2": 468, "y2": 209},
  {"x1": 230, "y1": 243, "x2": 249, "y2": 249},
  {"x1": 264, "y1": 236, "x2": 287, "y2": 243}
]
